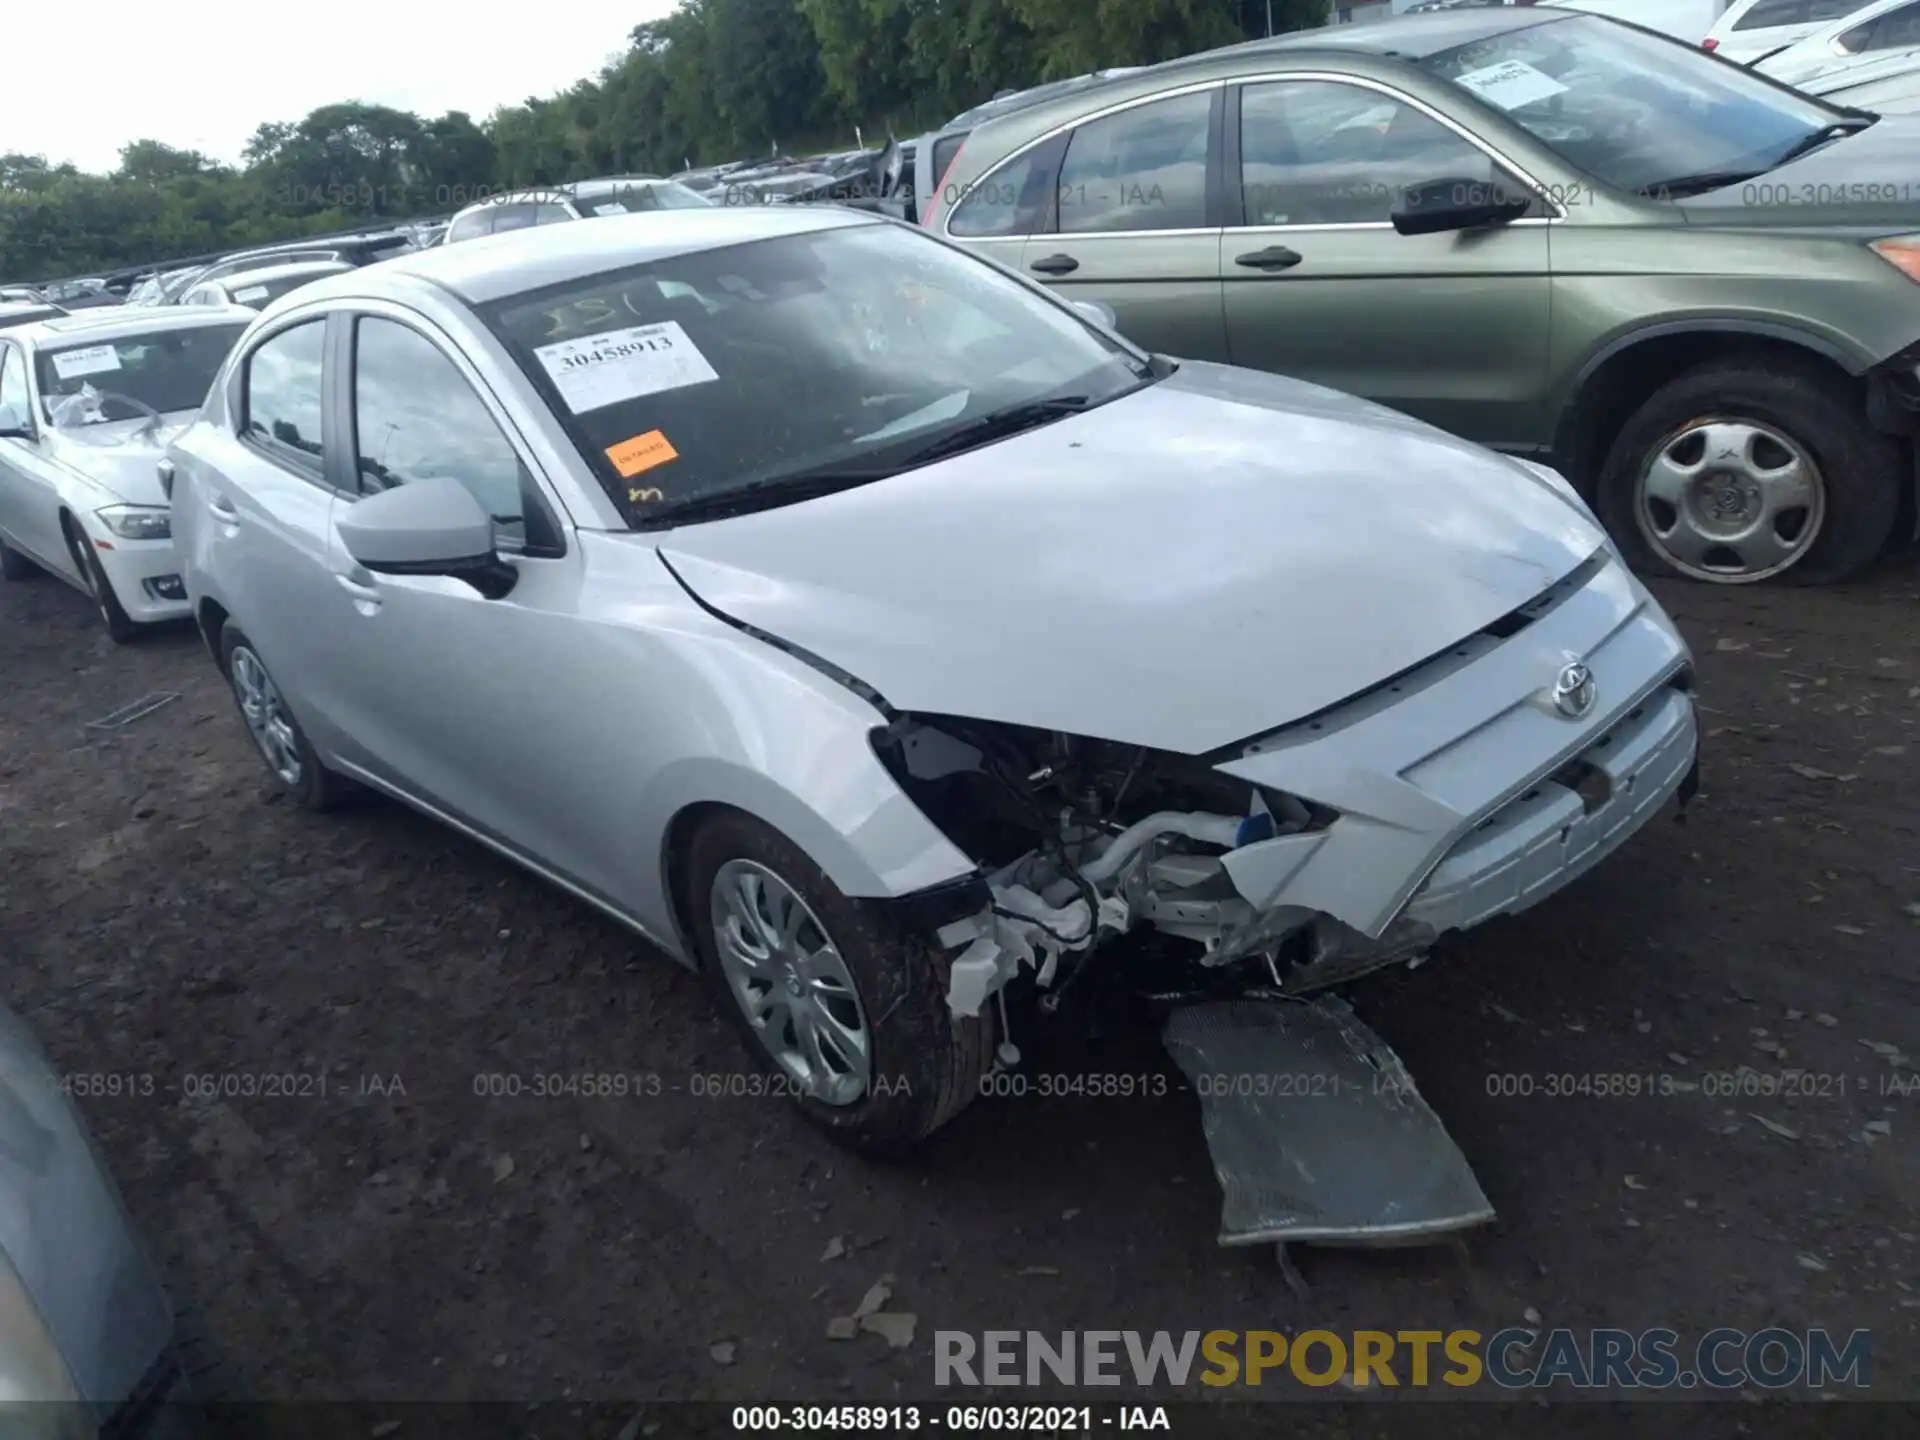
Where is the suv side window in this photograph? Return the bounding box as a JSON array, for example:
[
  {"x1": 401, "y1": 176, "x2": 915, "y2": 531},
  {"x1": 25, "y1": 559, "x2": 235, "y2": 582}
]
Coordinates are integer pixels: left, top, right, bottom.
[
  {"x1": 1239, "y1": 80, "x2": 1533, "y2": 227},
  {"x1": 1056, "y1": 90, "x2": 1212, "y2": 235},
  {"x1": 242, "y1": 320, "x2": 327, "y2": 476},
  {"x1": 0, "y1": 346, "x2": 29, "y2": 429},
  {"x1": 948, "y1": 140, "x2": 1061, "y2": 238},
  {"x1": 350, "y1": 316, "x2": 546, "y2": 551}
]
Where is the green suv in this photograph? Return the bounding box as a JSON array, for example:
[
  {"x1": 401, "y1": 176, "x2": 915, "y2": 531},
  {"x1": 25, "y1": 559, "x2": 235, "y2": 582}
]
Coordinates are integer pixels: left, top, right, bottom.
[{"x1": 929, "y1": 7, "x2": 1920, "y2": 584}]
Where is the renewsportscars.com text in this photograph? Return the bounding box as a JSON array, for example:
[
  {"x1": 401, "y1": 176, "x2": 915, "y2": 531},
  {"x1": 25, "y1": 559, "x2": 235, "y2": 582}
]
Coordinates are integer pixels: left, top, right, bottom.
[{"x1": 934, "y1": 1328, "x2": 1872, "y2": 1390}]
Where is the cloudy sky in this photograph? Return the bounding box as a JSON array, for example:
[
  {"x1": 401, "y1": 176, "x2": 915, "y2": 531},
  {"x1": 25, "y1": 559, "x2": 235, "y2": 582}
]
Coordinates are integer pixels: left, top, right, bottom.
[{"x1": 5, "y1": 0, "x2": 678, "y2": 174}]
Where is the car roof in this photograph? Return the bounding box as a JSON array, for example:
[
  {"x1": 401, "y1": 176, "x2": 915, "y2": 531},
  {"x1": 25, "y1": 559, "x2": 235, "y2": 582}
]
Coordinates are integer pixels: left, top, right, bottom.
[
  {"x1": 17, "y1": 303, "x2": 257, "y2": 347},
  {"x1": 206, "y1": 259, "x2": 354, "y2": 290},
  {"x1": 302, "y1": 204, "x2": 875, "y2": 307}
]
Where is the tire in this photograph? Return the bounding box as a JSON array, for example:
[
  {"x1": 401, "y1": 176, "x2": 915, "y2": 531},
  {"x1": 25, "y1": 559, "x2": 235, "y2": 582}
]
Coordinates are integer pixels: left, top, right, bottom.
[
  {"x1": 72, "y1": 533, "x2": 142, "y2": 644},
  {"x1": 687, "y1": 810, "x2": 992, "y2": 1155},
  {"x1": 0, "y1": 537, "x2": 38, "y2": 581},
  {"x1": 218, "y1": 625, "x2": 348, "y2": 811},
  {"x1": 1596, "y1": 356, "x2": 1901, "y2": 586}
]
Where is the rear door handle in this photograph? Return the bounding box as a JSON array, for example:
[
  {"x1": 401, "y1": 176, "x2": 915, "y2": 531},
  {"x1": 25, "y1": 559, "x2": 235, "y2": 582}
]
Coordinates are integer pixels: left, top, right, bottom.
[
  {"x1": 1029, "y1": 253, "x2": 1080, "y2": 276},
  {"x1": 207, "y1": 494, "x2": 240, "y2": 523},
  {"x1": 1234, "y1": 246, "x2": 1304, "y2": 271},
  {"x1": 334, "y1": 572, "x2": 381, "y2": 604}
]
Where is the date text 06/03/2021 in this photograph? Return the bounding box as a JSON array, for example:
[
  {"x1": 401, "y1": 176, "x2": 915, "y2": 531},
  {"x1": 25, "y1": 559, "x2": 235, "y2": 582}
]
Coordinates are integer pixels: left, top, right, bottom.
[{"x1": 730, "y1": 1406, "x2": 1170, "y2": 1433}]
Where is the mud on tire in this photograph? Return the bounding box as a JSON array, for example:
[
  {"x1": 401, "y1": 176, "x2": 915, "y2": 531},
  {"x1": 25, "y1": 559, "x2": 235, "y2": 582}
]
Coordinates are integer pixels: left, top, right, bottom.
[{"x1": 687, "y1": 810, "x2": 992, "y2": 1156}]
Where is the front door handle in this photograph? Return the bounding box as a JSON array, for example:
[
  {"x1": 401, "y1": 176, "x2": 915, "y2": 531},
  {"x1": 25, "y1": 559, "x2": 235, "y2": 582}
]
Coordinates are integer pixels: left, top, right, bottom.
[
  {"x1": 1029, "y1": 253, "x2": 1080, "y2": 276},
  {"x1": 334, "y1": 572, "x2": 381, "y2": 604},
  {"x1": 1234, "y1": 246, "x2": 1304, "y2": 271},
  {"x1": 207, "y1": 494, "x2": 240, "y2": 524}
]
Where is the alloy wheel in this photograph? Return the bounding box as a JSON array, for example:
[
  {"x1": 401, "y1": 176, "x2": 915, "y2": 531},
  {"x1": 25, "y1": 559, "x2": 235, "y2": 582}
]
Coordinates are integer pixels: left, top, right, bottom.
[
  {"x1": 709, "y1": 859, "x2": 873, "y2": 1106},
  {"x1": 229, "y1": 645, "x2": 305, "y2": 787}
]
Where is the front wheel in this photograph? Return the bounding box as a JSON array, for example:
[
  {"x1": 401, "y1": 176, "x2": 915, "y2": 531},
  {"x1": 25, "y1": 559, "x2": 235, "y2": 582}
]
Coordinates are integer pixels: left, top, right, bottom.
[
  {"x1": 687, "y1": 811, "x2": 991, "y2": 1155},
  {"x1": 1596, "y1": 357, "x2": 1901, "y2": 585}
]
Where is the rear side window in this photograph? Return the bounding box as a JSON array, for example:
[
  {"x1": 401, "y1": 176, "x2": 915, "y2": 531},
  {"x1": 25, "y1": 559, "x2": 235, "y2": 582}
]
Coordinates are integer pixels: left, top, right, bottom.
[
  {"x1": 1056, "y1": 91, "x2": 1212, "y2": 234},
  {"x1": 446, "y1": 210, "x2": 494, "y2": 244},
  {"x1": 1734, "y1": 0, "x2": 1808, "y2": 28},
  {"x1": 490, "y1": 204, "x2": 543, "y2": 234},
  {"x1": 1856, "y1": 2, "x2": 1920, "y2": 49},
  {"x1": 931, "y1": 133, "x2": 969, "y2": 195},
  {"x1": 243, "y1": 320, "x2": 326, "y2": 476}
]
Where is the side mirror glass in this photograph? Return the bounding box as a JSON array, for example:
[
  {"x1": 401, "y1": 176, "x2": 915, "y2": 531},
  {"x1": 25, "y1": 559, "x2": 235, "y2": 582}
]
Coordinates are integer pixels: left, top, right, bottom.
[
  {"x1": 1390, "y1": 177, "x2": 1534, "y2": 237},
  {"x1": 1072, "y1": 298, "x2": 1118, "y2": 330},
  {"x1": 335, "y1": 476, "x2": 517, "y2": 599}
]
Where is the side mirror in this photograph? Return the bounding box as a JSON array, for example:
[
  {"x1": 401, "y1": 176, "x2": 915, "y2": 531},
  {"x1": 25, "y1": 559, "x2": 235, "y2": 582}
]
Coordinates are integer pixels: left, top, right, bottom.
[
  {"x1": 1072, "y1": 298, "x2": 1118, "y2": 330},
  {"x1": 1390, "y1": 177, "x2": 1534, "y2": 237},
  {"x1": 335, "y1": 476, "x2": 517, "y2": 600}
]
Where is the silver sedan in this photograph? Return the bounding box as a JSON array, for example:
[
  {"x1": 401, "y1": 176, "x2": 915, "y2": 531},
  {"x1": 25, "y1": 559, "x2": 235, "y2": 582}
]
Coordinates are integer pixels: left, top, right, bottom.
[{"x1": 168, "y1": 206, "x2": 1698, "y2": 1153}]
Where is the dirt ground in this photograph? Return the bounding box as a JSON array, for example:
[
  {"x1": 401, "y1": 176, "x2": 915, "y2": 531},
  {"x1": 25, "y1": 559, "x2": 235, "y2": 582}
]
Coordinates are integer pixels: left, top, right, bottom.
[{"x1": 0, "y1": 549, "x2": 1915, "y2": 1423}]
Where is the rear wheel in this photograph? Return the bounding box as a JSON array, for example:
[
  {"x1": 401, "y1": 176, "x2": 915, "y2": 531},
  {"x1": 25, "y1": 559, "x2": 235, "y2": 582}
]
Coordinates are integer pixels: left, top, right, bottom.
[
  {"x1": 219, "y1": 626, "x2": 347, "y2": 811},
  {"x1": 687, "y1": 810, "x2": 991, "y2": 1155},
  {"x1": 1596, "y1": 357, "x2": 1900, "y2": 585}
]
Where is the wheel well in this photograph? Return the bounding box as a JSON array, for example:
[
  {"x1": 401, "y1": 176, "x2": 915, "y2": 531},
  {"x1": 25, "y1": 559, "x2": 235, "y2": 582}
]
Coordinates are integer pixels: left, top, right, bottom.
[
  {"x1": 661, "y1": 800, "x2": 738, "y2": 965},
  {"x1": 1555, "y1": 333, "x2": 1862, "y2": 495},
  {"x1": 196, "y1": 597, "x2": 230, "y2": 663}
]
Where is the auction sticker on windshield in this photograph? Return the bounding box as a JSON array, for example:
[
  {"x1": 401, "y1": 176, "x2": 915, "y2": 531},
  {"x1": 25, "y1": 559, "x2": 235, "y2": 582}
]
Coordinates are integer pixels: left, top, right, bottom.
[
  {"x1": 534, "y1": 321, "x2": 718, "y2": 414},
  {"x1": 1454, "y1": 60, "x2": 1568, "y2": 111},
  {"x1": 50, "y1": 344, "x2": 122, "y2": 380}
]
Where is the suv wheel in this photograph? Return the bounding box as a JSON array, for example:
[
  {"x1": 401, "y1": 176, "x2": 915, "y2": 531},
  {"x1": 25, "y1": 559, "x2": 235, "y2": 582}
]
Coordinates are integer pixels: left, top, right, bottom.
[
  {"x1": 1597, "y1": 356, "x2": 1901, "y2": 585},
  {"x1": 687, "y1": 810, "x2": 991, "y2": 1155}
]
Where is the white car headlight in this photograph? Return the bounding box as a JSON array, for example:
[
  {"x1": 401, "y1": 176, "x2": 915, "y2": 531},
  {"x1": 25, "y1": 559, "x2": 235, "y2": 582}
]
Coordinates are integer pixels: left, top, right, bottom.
[
  {"x1": 95, "y1": 505, "x2": 171, "y2": 541},
  {"x1": 0, "y1": 1250, "x2": 91, "y2": 1438}
]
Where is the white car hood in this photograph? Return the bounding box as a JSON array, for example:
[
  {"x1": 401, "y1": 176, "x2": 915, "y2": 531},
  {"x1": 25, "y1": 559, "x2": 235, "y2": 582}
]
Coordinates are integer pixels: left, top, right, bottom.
[
  {"x1": 658, "y1": 363, "x2": 1604, "y2": 754},
  {"x1": 46, "y1": 413, "x2": 193, "y2": 506}
]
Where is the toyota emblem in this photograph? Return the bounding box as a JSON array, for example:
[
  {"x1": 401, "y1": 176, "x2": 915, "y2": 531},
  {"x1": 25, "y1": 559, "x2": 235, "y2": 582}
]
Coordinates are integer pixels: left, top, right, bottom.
[{"x1": 1552, "y1": 662, "x2": 1597, "y2": 720}]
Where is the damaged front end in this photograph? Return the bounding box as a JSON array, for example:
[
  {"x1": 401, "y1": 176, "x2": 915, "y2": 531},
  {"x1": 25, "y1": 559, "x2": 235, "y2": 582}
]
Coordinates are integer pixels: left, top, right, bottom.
[{"x1": 870, "y1": 716, "x2": 1427, "y2": 1023}]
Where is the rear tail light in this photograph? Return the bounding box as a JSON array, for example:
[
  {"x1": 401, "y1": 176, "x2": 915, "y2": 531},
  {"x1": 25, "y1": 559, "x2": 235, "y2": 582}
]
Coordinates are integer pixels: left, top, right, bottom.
[
  {"x1": 923, "y1": 141, "x2": 967, "y2": 230},
  {"x1": 1702, "y1": 36, "x2": 1718, "y2": 51}
]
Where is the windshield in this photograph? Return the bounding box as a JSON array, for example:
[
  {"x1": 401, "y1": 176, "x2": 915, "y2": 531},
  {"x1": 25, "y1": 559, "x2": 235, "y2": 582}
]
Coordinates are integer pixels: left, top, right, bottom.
[
  {"x1": 36, "y1": 323, "x2": 247, "y2": 426},
  {"x1": 577, "y1": 181, "x2": 713, "y2": 215},
  {"x1": 480, "y1": 219, "x2": 1147, "y2": 526},
  {"x1": 1421, "y1": 14, "x2": 1848, "y2": 193}
]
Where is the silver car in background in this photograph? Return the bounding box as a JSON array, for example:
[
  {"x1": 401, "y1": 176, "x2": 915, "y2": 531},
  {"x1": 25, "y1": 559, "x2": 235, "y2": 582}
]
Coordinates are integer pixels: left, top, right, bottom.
[
  {"x1": 0, "y1": 308, "x2": 254, "y2": 641},
  {"x1": 440, "y1": 176, "x2": 713, "y2": 245},
  {"x1": 178, "y1": 261, "x2": 353, "y2": 312},
  {"x1": 168, "y1": 207, "x2": 1697, "y2": 1155},
  {"x1": 0, "y1": 998, "x2": 230, "y2": 1437}
]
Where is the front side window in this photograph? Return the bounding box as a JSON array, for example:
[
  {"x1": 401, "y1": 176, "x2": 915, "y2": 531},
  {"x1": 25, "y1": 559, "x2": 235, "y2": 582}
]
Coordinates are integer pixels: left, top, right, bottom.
[
  {"x1": 948, "y1": 143, "x2": 1058, "y2": 238},
  {"x1": 1056, "y1": 91, "x2": 1212, "y2": 234},
  {"x1": 1240, "y1": 80, "x2": 1529, "y2": 226},
  {"x1": 1422, "y1": 13, "x2": 1845, "y2": 194},
  {"x1": 480, "y1": 219, "x2": 1148, "y2": 527},
  {"x1": 37, "y1": 322, "x2": 249, "y2": 427},
  {"x1": 0, "y1": 346, "x2": 29, "y2": 428},
  {"x1": 350, "y1": 317, "x2": 530, "y2": 546},
  {"x1": 241, "y1": 320, "x2": 326, "y2": 467}
]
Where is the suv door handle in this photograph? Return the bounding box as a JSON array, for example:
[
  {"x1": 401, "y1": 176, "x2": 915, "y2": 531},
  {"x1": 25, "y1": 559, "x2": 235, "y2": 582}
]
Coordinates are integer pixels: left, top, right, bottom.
[
  {"x1": 207, "y1": 494, "x2": 240, "y2": 523},
  {"x1": 1029, "y1": 253, "x2": 1080, "y2": 276},
  {"x1": 1234, "y1": 246, "x2": 1304, "y2": 271}
]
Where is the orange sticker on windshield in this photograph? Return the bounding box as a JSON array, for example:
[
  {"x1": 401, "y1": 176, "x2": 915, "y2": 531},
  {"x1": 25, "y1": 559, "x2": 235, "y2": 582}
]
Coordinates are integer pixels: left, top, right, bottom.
[{"x1": 607, "y1": 430, "x2": 677, "y2": 480}]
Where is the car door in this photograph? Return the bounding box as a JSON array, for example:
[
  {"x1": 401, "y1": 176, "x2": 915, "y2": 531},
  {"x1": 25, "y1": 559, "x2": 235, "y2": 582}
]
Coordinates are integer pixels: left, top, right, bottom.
[
  {"x1": 1012, "y1": 85, "x2": 1230, "y2": 360},
  {"x1": 1219, "y1": 76, "x2": 1553, "y2": 450},
  {"x1": 0, "y1": 342, "x2": 81, "y2": 577},
  {"x1": 322, "y1": 307, "x2": 617, "y2": 894},
  {"x1": 188, "y1": 314, "x2": 360, "y2": 751}
]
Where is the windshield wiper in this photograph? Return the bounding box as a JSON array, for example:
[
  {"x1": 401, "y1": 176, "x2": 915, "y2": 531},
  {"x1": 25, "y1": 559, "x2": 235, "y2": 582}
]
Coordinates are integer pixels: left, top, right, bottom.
[
  {"x1": 884, "y1": 394, "x2": 1093, "y2": 468},
  {"x1": 630, "y1": 471, "x2": 888, "y2": 529},
  {"x1": 1638, "y1": 170, "x2": 1765, "y2": 199},
  {"x1": 1771, "y1": 118, "x2": 1873, "y2": 169}
]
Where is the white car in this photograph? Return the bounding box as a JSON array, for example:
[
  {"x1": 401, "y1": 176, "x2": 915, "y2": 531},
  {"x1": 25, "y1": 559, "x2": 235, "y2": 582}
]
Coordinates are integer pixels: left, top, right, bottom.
[
  {"x1": 441, "y1": 176, "x2": 713, "y2": 245},
  {"x1": 1705, "y1": 0, "x2": 1871, "y2": 60},
  {"x1": 179, "y1": 259, "x2": 353, "y2": 312},
  {"x1": 168, "y1": 207, "x2": 1700, "y2": 1153},
  {"x1": 1756, "y1": 0, "x2": 1920, "y2": 79},
  {"x1": 1805, "y1": 43, "x2": 1920, "y2": 105},
  {"x1": 0, "y1": 306, "x2": 254, "y2": 641}
]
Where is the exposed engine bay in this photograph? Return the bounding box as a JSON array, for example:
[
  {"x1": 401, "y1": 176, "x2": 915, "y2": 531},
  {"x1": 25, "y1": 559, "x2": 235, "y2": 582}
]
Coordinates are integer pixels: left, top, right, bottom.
[{"x1": 871, "y1": 714, "x2": 1435, "y2": 1023}]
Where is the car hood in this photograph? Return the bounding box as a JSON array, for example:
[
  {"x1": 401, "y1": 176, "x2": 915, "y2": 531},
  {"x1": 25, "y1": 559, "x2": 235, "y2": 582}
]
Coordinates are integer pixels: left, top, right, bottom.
[
  {"x1": 47, "y1": 413, "x2": 194, "y2": 505},
  {"x1": 1777, "y1": 45, "x2": 1920, "y2": 91},
  {"x1": 656, "y1": 363, "x2": 1603, "y2": 754},
  {"x1": 1677, "y1": 114, "x2": 1920, "y2": 227}
]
